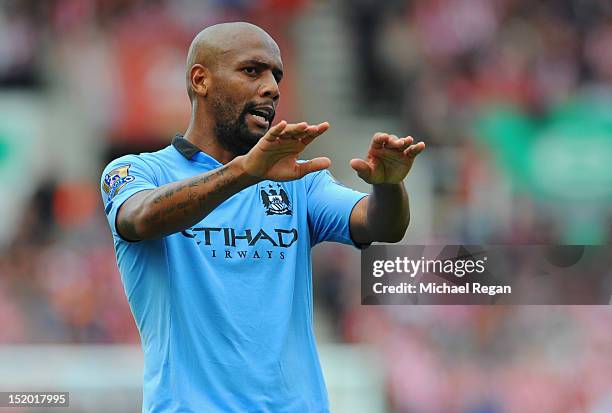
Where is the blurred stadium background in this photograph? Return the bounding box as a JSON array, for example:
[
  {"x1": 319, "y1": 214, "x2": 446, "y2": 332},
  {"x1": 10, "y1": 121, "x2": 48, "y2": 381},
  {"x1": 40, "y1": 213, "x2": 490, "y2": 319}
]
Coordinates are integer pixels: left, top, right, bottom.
[{"x1": 1, "y1": 0, "x2": 612, "y2": 412}]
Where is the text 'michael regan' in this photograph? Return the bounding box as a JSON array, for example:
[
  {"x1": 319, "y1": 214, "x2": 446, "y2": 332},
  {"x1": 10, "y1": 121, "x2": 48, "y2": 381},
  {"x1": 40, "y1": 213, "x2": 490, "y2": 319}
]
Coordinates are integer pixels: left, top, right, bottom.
[{"x1": 361, "y1": 245, "x2": 612, "y2": 305}]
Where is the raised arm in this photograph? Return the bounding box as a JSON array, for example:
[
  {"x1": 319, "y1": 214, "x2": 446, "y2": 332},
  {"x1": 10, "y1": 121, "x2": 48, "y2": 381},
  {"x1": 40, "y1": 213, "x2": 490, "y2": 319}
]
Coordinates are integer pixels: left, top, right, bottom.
[
  {"x1": 349, "y1": 133, "x2": 426, "y2": 244},
  {"x1": 117, "y1": 121, "x2": 330, "y2": 241}
]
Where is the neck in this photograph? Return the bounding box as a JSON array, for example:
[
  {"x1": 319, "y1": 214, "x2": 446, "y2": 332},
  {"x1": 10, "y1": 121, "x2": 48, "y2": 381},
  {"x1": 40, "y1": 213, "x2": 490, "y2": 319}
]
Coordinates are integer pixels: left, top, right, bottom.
[{"x1": 183, "y1": 102, "x2": 236, "y2": 164}]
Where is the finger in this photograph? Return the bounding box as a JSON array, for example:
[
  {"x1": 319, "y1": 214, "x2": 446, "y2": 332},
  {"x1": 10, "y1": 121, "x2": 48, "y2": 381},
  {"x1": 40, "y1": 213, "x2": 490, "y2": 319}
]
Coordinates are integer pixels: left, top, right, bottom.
[
  {"x1": 403, "y1": 142, "x2": 426, "y2": 158},
  {"x1": 295, "y1": 157, "x2": 331, "y2": 178},
  {"x1": 386, "y1": 135, "x2": 415, "y2": 151},
  {"x1": 278, "y1": 122, "x2": 309, "y2": 139},
  {"x1": 350, "y1": 158, "x2": 372, "y2": 181},
  {"x1": 315, "y1": 122, "x2": 330, "y2": 134},
  {"x1": 402, "y1": 136, "x2": 414, "y2": 147},
  {"x1": 273, "y1": 122, "x2": 306, "y2": 140},
  {"x1": 301, "y1": 122, "x2": 329, "y2": 139},
  {"x1": 300, "y1": 123, "x2": 330, "y2": 146},
  {"x1": 298, "y1": 126, "x2": 319, "y2": 145},
  {"x1": 371, "y1": 133, "x2": 390, "y2": 149},
  {"x1": 385, "y1": 135, "x2": 406, "y2": 149},
  {"x1": 264, "y1": 120, "x2": 288, "y2": 141}
]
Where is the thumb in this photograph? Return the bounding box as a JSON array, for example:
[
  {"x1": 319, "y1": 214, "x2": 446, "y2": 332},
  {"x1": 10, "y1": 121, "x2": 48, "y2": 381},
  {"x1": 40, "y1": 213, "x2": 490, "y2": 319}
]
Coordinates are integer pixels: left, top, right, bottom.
[
  {"x1": 350, "y1": 158, "x2": 371, "y2": 181},
  {"x1": 295, "y1": 157, "x2": 332, "y2": 178}
]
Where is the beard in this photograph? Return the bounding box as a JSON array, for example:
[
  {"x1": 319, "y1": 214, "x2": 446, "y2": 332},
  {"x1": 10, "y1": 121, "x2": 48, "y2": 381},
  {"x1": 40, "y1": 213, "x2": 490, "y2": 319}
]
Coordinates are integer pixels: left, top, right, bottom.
[{"x1": 211, "y1": 97, "x2": 269, "y2": 156}]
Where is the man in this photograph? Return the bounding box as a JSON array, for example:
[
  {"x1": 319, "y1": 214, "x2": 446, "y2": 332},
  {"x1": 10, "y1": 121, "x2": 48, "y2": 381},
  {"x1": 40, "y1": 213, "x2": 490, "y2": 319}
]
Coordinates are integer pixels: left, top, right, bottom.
[{"x1": 101, "y1": 22, "x2": 424, "y2": 413}]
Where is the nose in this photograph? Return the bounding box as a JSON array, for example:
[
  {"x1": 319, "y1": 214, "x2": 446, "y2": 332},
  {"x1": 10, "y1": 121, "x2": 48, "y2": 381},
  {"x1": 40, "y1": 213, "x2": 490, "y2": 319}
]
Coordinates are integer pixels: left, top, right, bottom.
[{"x1": 259, "y1": 71, "x2": 280, "y2": 102}]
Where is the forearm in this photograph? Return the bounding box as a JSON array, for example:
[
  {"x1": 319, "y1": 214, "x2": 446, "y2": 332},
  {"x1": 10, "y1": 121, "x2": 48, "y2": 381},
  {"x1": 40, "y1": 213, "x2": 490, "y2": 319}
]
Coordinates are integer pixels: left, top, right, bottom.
[
  {"x1": 349, "y1": 132, "x2": 424, "y2": 243},
  {"x1": 366, "y1": 183, "x2": 410, "y2": 242},
  {"x1": 118, "y1": 156, "x2": 259, "y2": 240}
]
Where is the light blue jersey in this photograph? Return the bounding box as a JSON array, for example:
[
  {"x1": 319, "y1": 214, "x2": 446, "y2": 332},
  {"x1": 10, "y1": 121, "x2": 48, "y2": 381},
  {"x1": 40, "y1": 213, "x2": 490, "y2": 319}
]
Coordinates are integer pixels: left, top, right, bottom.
[{"x1": 100, "y1": 136, "x2": 368, "y2": 413}]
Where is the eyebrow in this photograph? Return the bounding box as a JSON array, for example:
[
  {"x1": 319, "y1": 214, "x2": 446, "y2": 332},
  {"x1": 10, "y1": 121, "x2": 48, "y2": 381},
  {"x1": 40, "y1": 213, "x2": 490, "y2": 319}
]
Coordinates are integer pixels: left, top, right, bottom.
[{"x1": 240, "y1": 59, "x2": 284, "y2": 81}]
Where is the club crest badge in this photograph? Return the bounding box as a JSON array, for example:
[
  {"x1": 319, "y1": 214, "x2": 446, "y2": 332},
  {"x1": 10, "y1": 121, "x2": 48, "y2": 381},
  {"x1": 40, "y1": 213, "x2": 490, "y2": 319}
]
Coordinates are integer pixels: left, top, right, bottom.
[
  {"x1": 103, "y1": 164, "x2": 135, "y2": 202},
  {"x1": 260, "y1": 183, "x2": 292, "y2": 216}
]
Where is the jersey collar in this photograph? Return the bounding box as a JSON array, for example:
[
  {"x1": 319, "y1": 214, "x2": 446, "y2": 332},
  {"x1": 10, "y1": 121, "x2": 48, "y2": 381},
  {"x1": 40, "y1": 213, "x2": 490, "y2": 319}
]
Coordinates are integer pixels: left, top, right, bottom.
[{"x1": 172, "y1": 134, "x2": 222, "y2": 166}]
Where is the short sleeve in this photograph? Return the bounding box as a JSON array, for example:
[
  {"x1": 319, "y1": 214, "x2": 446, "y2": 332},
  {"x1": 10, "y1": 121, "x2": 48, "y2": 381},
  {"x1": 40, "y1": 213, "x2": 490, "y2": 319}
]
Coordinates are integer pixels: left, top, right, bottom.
[
  {"x1": 306, "y1": 170, "x2": 368, "y2": 247},
  {"x1": 100, "y1": 155, "x2": 157, "y2": 240}
]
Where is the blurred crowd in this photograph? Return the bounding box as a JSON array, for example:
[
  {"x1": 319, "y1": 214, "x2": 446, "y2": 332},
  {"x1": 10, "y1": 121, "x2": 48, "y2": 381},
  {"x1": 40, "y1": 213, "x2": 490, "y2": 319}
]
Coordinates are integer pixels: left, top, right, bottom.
[
  {"x1": 0, "y1": 0, "x2": 305, "y2": 342},
  {"x1": 344, "y1": 0, "x2": 612, "y2": 246},
  {"x1": 314, "y1": 245, "x2": 612, "y2": 413},
  {"x1": 346, "y1": 0, "x2": 612, "y2": 119},
  {"x1": 1, "y1": 0, "x2": 612, "y2": 412}
]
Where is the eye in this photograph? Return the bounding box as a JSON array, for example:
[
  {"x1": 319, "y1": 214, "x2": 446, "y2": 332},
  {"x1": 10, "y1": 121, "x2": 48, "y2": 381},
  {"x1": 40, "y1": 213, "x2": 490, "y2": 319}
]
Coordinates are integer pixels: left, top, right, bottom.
[{"x1": 243, "y1": 67, "x2": 257, "y2": 76}]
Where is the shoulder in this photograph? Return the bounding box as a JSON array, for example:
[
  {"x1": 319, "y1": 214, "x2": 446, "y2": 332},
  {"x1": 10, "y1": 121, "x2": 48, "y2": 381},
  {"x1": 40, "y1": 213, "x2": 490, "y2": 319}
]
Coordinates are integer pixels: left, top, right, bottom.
[
  {"x1": 101, "y1": 145, "x2": 177, "y2": 179},
  {"x1": 101, "y1": 154, "x2": 152, "y2": 186},
  {"x1": 101, "y1": 147, "x2": 178, "y2": 201}
]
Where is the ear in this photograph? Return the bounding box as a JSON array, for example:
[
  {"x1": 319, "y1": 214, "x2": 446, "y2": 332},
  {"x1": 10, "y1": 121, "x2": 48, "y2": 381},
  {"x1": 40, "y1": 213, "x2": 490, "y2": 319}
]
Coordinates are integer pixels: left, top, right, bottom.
[{"x1": 190, "y1": 64, "x2": 210, "y2": 97}]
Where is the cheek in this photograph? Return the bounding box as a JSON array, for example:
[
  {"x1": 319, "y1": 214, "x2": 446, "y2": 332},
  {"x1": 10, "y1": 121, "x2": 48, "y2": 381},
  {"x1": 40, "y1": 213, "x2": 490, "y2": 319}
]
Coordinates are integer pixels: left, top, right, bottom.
[
  {"x1": 214, "y1": 88, "x2": 246, "y2": 116},
  {"x1": 216, "y1": 74, "x2": 257, "y2": 101}
]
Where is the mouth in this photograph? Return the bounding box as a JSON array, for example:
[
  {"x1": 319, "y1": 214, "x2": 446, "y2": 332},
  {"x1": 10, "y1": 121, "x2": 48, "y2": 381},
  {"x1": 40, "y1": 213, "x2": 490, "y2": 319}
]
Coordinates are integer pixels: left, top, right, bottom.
[{"x1": 247, "y1": 106, "x2": 274, "y2": 129}]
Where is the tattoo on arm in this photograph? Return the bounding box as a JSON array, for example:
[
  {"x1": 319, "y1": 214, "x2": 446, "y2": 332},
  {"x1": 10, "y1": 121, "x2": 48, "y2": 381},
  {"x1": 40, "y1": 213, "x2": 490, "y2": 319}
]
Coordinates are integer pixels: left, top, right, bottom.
[{"x1": 134, "y1": 165, "x2": 246, "y2": 238}]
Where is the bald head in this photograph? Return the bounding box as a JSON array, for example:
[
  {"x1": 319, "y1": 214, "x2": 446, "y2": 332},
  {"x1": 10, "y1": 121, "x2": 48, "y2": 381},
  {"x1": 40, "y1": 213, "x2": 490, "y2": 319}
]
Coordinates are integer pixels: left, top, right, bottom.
[
  {"x1": 186, "y1": 22, "x2": 280, "y2": 102},
  {"x1": 184, "y1": 22, "x2": 284, "y2": 156}
]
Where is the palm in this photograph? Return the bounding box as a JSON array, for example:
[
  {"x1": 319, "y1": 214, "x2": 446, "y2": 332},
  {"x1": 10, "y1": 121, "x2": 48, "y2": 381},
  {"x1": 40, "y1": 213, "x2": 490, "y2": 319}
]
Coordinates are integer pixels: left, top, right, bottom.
[
  {"x1": 242, "y1": 121, "x2": 331, "y2": 181},
  {"x1": 351, "y1": 133, "x2": 425, "y2": 185},
  {"x1": 363, "y1": 147, "x2": 414, "y2": 184},
  {"x1": 259, "y1": 146, "x2": 303, "y2": 181}
]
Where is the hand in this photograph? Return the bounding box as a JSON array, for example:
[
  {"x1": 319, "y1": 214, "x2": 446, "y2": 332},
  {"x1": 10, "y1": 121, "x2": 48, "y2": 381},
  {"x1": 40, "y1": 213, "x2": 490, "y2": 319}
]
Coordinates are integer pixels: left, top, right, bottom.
[
  {"x1": 350, "y1": 133, "x2": 425, "y2": 184},
  {"x1": 239, "y1": 120, "x2": 331, "y2": 181}
]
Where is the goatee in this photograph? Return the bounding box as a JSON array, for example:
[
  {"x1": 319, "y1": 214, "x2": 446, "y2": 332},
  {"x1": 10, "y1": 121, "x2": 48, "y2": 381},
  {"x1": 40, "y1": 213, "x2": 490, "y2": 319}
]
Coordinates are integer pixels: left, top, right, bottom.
[{"x1": 212, "y1": 100, "x2": 267, "y2": 156}]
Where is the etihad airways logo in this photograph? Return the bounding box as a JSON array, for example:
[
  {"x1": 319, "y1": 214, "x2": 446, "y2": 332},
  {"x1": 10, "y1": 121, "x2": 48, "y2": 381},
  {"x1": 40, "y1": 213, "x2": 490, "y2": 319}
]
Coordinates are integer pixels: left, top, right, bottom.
[{"x1": 181, "y1": 226, "x2": 298, "y2": 260}]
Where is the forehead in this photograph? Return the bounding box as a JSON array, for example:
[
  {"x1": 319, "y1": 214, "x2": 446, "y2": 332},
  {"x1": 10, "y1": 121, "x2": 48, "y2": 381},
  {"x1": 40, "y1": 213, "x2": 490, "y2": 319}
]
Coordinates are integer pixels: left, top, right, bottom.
[{"x1": 219, "y1": 34, "x2": 282, "y2": 69}]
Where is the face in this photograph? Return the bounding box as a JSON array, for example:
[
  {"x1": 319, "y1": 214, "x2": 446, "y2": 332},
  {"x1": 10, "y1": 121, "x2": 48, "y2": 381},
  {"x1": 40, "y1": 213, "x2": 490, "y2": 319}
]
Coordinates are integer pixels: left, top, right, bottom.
[{"x1": 207, "y1": 39, "x2": 283, "y2": 156}]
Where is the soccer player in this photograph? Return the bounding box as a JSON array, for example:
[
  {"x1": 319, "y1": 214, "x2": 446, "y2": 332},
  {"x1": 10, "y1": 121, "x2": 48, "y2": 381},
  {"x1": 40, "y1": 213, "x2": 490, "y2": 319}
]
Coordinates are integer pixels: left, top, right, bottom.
[{"x1": 101, "y1": 22, "x2": 425, "y2": 413}]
